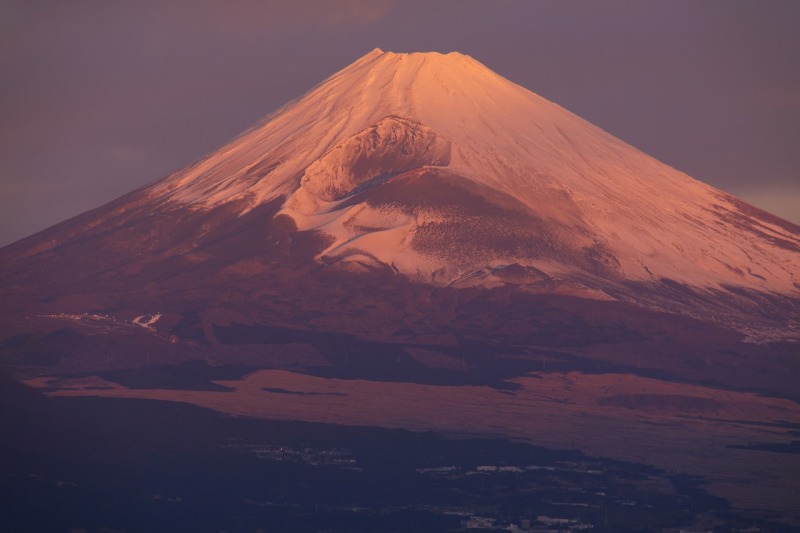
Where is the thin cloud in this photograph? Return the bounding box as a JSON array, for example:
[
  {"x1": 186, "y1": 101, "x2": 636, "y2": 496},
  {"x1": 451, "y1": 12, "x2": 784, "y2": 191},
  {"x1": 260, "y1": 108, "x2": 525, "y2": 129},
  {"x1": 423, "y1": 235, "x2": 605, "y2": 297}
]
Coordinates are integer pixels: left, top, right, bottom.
[
  {"x1": 731, "y1": 183, "x2": 800, "y2": 225},
  {"x1": 171, "y1": 0, "x2": 396, "y2": 39}
]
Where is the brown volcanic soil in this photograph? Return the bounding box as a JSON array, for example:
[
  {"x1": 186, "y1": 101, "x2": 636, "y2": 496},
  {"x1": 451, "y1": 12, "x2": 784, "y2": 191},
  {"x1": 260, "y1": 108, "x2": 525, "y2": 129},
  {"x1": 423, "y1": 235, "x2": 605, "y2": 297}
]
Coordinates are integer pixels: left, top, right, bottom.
[{"x1": 25, "y1": 369, "x2": 800, "y2": 525}]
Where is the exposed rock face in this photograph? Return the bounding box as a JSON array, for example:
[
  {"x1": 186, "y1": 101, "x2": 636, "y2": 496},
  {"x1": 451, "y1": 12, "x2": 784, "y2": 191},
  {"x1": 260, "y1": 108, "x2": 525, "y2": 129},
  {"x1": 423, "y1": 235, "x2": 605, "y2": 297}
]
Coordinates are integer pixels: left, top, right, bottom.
[{"x1": 298, "y1": 116, "x2": 451, "y2": 203}]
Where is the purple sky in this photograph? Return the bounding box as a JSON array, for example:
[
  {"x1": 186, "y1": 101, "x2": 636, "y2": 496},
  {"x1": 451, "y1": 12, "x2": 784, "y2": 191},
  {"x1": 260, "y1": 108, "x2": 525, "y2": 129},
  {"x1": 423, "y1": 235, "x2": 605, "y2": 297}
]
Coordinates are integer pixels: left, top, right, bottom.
[{"x1": 1, "y1": 1, "x2": 798, "y2": 246}]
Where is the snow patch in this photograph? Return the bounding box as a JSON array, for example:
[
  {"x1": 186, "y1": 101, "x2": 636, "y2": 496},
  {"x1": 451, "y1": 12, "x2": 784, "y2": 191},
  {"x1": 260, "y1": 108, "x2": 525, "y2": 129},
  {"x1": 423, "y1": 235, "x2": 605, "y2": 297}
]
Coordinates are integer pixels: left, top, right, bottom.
[{"x1": 133, "y1": 313, "x2": 161, "y2": 331}]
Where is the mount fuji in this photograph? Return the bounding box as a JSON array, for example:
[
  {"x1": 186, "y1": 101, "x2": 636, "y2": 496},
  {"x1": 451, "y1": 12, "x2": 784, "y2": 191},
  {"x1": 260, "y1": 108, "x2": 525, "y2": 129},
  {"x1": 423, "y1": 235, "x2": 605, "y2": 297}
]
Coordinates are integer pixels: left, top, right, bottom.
[
  {"x1": 165, "y1": 49, "x2": 798, "y2": 297},
  {"x1": 3, "y1": 49, "x2": 797, "y2": 338},
  {"x1": 3, "y1": 49, "x2": 800, "y2": 529}
]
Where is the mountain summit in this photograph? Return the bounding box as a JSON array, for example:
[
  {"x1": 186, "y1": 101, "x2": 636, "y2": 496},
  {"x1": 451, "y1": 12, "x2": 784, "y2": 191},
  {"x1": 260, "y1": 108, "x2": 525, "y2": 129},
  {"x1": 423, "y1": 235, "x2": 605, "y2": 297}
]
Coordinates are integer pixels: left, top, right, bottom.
[
  {"x1": 2, "y1": 49, "x2": 799, "y2": 338},
  {"x1": 155, "y1": 50, "x2": 797, "y2": 297}
]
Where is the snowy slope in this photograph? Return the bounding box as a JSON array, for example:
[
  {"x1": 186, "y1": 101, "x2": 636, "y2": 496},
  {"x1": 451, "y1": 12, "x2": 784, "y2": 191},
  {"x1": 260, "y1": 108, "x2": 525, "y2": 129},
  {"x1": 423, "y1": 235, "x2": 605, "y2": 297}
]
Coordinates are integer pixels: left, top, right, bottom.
[{"x1": 151, "y1": 49, "x2": 800, "y2": 298}]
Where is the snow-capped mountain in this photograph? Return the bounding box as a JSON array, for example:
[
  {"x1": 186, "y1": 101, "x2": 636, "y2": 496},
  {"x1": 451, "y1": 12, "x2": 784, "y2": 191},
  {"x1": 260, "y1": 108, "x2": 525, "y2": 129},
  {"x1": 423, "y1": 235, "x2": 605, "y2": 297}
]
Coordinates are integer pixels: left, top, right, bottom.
[
  {"x1": 4, "y1": 50, "x2": 800, "y2": 530},
  {"x1": 149, "y1": 49, "x2": 798, "y2": 294},
  {"x1": 2, "y1": 49, "x2": 798, "y2": 339}
]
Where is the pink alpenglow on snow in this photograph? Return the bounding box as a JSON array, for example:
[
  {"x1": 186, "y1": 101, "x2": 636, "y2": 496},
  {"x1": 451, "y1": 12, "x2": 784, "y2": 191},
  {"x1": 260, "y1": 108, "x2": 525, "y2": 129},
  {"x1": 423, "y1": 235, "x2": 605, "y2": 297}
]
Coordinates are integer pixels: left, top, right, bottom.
[{"x1": 152, "y1": 49, "x2": 799, "y2": 300}]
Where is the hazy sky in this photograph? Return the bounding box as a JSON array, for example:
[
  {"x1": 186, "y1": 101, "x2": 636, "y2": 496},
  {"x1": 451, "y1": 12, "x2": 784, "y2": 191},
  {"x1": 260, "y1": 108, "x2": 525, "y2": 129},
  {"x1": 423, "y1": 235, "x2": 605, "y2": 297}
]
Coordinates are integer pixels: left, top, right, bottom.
[{"x1": 1, "y1": 0, "x2": 798, "y2": 246}]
